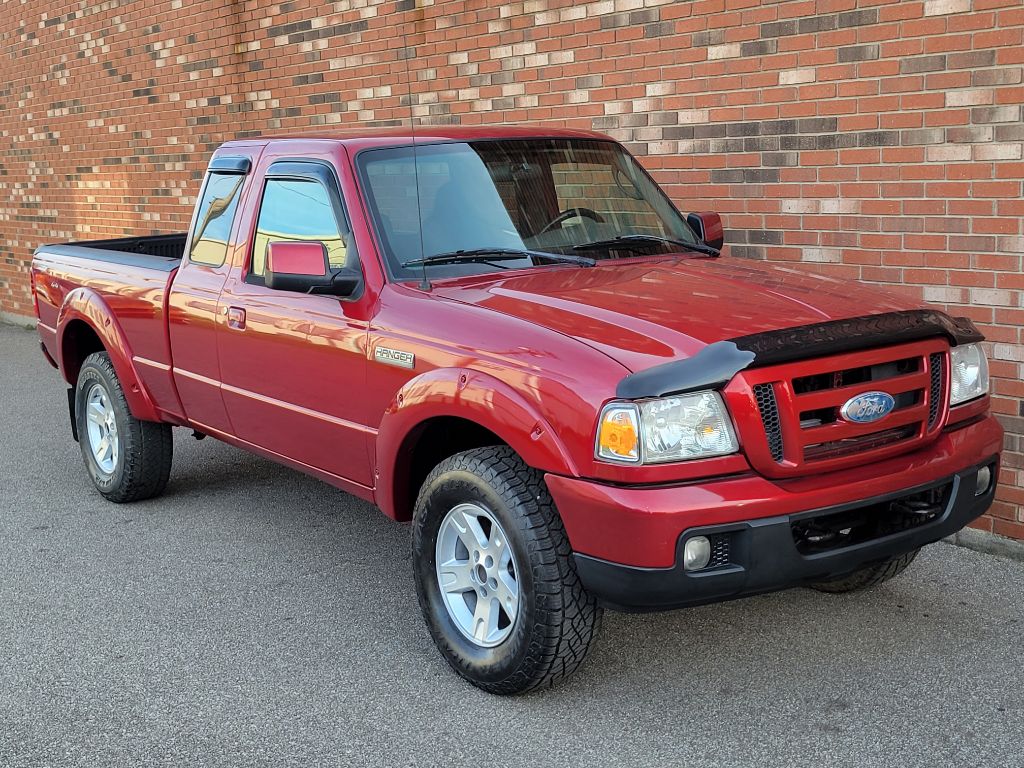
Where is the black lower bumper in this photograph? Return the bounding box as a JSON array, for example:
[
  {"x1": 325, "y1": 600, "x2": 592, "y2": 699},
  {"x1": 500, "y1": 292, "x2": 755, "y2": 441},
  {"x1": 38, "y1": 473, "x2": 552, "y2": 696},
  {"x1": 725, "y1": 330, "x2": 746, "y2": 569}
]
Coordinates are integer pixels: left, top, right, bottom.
[{"x1": 574, "y1": 457, "x2": 999, "y2": 612}]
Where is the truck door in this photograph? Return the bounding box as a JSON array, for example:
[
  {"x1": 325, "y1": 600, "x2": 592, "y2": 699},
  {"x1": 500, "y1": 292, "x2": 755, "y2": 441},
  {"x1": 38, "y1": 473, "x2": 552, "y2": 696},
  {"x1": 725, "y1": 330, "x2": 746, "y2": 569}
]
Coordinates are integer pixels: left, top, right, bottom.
[
  {"x1": 215, "y1": 153, "x2": 373, "y2": 491},
  {"x1": 167, "y1": 152, "x2": 259, "y2": 431}
]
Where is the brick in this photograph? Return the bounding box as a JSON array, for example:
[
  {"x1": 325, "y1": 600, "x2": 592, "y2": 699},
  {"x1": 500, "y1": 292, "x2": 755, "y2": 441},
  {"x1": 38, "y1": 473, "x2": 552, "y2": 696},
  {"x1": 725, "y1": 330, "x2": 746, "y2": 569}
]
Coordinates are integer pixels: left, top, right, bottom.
[
  {"x1": 690, "y1": 29, "x2": 726, "y2": 47},
  {"x1": 857, "y1": 130, "x2": 900, "y2": 147},
  {"x1": 798, "y1": 15, "x2": 838, "y2": 34},
  {"x1": 708, "y1": 43, "x2": 742, "y2": 60},
  {"x1": 779, "y1": 69, "x2": 816, "y2": 85},
  {"x1": 837, "y1": 9, "x2": 879, "y2": 28},
  {"x1": 902, "y1": 128, "x2": 946, "y2": 145},
  {"x1": 974, "y1": 142, "x2": 1024, "y2": 160},
  {"x1": 797, "y1": 117, "x2": 839, "y2": 133},
  {"x1": 741, "y1": 40, "x2": 778, "y2": 57},
  {"x1": 927, "y1": 144, "x2": 972, "y2": 161},
  {"x1": 946, "y1": 125, "x2": 994, "y2": 142},
  {"x1": 946, "y1": 89, "x2": 994, "y2": 106},
  {"x1": 900, "y1": 55, "x2": 948, "y2": 74},
  {"x1": 973, "y1": 67, "x2": 1024, "y2": 86},
  {"x1": 999, "y1": 236, "x2": 1024, "y2": 253},
  {"x1": 924, "y1": 0, "x2": 972, "y2": 15},
  {"x1": 838, "y1": 44, "x2": 880, "y2": 63},
  {"x1": 972, "y1": 105, "x2": 1022, "y2": 122},
  {"x1": 762, "y1": 152, "x2": 799, "y2": 167},
  {"x1": 760, "y1": 20, "x2": 798, "y2": 37}
]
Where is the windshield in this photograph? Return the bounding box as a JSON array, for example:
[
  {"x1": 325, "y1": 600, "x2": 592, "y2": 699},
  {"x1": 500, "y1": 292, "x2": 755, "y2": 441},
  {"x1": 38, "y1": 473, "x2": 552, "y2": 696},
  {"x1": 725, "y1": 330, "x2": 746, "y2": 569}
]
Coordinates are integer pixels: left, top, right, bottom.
[{"x1": 356, "y1": 138, "x2": 700, "y2": 280}]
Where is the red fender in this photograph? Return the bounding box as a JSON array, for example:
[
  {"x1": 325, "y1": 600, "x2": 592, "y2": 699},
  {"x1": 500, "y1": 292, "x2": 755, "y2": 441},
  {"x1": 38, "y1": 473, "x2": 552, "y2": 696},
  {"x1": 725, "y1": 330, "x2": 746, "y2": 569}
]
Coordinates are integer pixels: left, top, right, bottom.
[
  {"x1": 374, "y1": 367, "x2": 578, "y2": 520},
  {"x1": 57, "y1": 287, "x2": 161, "y2": 422}
]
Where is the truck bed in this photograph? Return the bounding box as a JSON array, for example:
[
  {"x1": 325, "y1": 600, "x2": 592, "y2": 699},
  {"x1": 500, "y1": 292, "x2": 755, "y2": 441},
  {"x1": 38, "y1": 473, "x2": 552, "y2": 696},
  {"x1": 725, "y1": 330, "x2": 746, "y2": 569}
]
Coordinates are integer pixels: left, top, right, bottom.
[
  {"x1": 39, "y1": 233, "x2": 186, "y2": 271},
  {"x1": 32, "y1": 233, "x2": 187, "y2": 406}
]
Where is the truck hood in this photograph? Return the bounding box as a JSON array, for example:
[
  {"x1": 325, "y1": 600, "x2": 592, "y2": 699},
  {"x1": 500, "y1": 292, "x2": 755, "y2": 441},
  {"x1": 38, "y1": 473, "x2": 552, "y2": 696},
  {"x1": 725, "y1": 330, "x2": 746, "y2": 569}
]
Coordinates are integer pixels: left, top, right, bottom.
[{"x1": 432, "y1": 258, "x2": 924, "y2": 372}]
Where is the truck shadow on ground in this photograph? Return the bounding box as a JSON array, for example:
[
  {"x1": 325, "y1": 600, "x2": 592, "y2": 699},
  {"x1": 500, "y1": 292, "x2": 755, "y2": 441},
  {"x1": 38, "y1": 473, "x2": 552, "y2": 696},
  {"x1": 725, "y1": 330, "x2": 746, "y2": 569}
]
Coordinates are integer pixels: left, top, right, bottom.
[{"x1": 147, "y1": 432, "x2": 1004, "y2": 705}]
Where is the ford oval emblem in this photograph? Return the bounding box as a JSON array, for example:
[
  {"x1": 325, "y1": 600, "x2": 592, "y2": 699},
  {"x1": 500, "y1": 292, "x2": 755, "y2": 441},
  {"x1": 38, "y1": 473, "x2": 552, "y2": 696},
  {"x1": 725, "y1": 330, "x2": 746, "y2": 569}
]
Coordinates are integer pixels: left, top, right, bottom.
[{"x1": 840, "y1": 391, "x2": 896, "y2": 424}]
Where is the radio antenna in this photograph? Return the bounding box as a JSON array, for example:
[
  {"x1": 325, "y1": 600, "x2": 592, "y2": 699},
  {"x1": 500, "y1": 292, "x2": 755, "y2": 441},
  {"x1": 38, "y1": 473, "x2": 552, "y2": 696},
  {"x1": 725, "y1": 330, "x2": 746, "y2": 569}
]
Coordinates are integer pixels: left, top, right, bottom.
[{"x1": 399, "y1": 12, "x2": 430, "y2": 291}]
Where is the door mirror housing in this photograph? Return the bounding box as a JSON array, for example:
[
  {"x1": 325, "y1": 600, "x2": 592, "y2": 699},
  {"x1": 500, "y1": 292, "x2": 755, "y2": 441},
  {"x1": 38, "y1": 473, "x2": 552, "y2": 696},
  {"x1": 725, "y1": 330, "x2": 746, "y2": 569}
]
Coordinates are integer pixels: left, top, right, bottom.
[
  {"x1": 265, "y1": 241, "x2": 362, "y2": 297},
  {"x1": 686, "y1": 212, "x2": 725, "y2": 252}
]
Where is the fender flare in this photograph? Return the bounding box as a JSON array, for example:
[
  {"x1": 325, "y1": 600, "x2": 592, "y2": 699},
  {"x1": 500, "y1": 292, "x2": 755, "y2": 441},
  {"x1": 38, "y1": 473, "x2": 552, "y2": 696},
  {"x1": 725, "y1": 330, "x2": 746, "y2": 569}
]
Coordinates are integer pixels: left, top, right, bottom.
[
  {"x1": 374, "y1": 367, "x2": 579, "y2": 520},
  {"x1": 57, "y1": 287, "x2": 161, "y2": 422}
]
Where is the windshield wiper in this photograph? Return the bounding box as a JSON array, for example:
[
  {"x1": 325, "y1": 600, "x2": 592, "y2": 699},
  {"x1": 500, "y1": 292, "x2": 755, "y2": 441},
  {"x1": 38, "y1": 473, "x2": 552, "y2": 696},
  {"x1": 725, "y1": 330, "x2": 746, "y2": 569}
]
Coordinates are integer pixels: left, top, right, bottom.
[
  {"x1": 402, "y1": 248, "x2": 595, "y2": 269},
  {"x1": 573, "y1": 234, "x2": 719, "y2": 257}
]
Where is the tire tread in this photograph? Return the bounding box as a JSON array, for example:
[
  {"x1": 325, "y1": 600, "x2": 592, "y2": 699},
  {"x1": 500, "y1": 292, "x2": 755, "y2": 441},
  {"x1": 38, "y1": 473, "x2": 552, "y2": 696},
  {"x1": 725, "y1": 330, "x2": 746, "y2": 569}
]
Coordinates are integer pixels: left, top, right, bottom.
[
  {"x1": 79, "y1": 352, "x2": 172, "y2": 503},
  {"x1": 811, "y1": 548, "x2": 918, "y2": 594},
  {"x1": 414, "y1": 445, "x2": 602, "y2": 694}
]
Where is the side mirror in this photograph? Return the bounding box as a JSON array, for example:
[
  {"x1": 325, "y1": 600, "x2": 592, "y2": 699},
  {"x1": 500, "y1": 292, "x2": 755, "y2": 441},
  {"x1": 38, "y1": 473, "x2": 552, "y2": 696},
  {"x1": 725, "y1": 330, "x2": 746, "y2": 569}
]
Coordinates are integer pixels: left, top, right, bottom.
[
  {"x1": 265, "y1": 241, "x2": 361, "y2": 297},
  {"x1": 686, "y1": 212, "x2": 725, "y2": 252}
]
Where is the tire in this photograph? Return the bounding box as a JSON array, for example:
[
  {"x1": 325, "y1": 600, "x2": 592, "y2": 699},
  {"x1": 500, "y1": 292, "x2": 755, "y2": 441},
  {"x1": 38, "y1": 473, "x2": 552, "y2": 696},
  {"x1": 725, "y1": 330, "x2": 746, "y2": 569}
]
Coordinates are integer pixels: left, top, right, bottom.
[
  {"x1": 75, "y1": 351, "x2": 173, "y2": 503},
  {"x1": 412, "y1": 446, "x2": 602, "y2": 695},
  {"x1": 809, "y1": 548, "x2": 919, "y2": 594}
]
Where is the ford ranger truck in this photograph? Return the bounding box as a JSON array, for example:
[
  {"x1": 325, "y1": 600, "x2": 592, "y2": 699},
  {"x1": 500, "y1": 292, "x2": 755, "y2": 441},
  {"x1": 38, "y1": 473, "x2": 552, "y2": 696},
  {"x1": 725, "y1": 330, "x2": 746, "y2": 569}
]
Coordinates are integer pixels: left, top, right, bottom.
[{"x1": 31, "y1": 127, "x2": 1002, "y2": 695}]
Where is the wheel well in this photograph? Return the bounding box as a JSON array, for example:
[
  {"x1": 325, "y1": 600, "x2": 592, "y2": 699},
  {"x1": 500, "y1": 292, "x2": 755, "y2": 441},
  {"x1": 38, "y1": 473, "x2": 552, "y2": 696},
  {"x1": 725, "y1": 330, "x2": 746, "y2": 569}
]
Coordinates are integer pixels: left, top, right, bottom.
[
  {"x1": 393, "y1": 416, "x2": 508, "y2": 522},
  {"x1": 61, "y1": 320, "x2": 105, "y2": 385}
]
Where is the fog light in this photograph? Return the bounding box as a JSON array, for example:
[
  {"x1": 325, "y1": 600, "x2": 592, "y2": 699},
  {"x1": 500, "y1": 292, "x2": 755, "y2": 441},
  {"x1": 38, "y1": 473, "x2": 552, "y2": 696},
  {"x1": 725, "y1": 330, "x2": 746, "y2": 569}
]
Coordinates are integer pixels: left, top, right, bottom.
[
  {"x1": 976, "y1": 466, "x2": 992, "y2": 497},
  {"x1": 683, "y1": 536, "x2": 712, "y2": 571}
]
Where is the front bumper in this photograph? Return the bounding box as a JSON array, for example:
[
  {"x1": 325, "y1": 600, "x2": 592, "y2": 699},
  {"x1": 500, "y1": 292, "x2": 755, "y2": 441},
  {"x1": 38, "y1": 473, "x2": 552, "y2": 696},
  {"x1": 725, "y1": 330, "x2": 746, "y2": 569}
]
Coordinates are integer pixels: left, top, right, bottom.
[
  {"x1": 545, "y1": 414, "x2": 1002, "y2": 611},
  {"x1": 572, "y1": 458, "x2": 997, "y2": 611}
]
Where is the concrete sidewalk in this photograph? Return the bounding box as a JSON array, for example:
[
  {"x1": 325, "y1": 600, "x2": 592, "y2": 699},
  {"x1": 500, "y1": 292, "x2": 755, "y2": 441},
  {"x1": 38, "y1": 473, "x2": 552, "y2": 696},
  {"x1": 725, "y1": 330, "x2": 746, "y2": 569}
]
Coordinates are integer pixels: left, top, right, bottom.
[{"x1": 1, "y1": 322, "x2": 1021, "y2": 768}]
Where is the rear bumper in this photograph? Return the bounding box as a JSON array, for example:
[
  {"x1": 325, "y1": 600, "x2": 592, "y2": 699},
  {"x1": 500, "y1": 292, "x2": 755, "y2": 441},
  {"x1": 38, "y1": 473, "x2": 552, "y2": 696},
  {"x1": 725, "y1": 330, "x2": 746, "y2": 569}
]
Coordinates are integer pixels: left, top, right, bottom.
[
  {"x1": 572, "y1": 458, "x2": 997, "y2": 611},
  {"x1": 545, "y1": 414, "x2": 1003, "y2": 611}
]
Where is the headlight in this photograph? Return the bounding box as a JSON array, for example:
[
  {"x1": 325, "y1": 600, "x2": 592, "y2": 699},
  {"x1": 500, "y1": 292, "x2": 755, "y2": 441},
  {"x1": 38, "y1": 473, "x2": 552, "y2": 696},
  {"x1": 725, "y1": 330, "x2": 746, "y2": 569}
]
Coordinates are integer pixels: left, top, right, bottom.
[
  {"x1": 596, "y1": 391, "x2": 738, "y2": 464},
  {"x1": 949, "y1": 342, "x2": 989, "y2": 406}
]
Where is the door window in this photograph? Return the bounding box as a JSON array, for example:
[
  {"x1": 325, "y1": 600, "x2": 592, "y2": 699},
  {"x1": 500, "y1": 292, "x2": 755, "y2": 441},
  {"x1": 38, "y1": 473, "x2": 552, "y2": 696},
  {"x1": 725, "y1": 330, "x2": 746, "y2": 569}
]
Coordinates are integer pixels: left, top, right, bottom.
[{"x1": 249, "y1": 179, "x2": 347, "y2": 283}]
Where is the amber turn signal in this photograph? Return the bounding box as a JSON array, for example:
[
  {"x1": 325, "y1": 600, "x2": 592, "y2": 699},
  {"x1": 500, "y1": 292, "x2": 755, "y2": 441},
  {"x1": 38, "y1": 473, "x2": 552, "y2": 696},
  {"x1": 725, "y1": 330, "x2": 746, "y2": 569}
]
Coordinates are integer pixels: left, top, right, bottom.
[{"x1": 596, "y1": 404, "x2": 641, "y2": 463}]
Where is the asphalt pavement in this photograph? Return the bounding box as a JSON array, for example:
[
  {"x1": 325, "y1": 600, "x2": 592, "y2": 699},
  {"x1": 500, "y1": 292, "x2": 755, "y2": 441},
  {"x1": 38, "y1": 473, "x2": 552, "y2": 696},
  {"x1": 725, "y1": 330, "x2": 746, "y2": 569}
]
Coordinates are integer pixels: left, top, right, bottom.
[{"x1": 1, "y1": 321, "x2": 1022, "y2": 767}]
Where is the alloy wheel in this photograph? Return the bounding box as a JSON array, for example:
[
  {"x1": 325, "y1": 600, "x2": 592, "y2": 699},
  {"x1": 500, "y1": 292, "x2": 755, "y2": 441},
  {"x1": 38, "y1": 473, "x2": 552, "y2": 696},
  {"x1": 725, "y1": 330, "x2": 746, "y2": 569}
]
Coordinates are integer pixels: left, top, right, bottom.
[{"x1": 434, "y1": 502, "x2": 520, "y2": 648}]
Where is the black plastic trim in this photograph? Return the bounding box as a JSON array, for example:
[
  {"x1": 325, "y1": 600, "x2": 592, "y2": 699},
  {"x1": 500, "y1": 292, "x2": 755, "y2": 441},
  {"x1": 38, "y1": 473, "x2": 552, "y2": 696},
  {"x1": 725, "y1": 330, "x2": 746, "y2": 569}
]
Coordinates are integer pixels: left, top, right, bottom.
[
  {"x1": 615, "y1": 309, "x2": 984, "y2": 400},
  {"x1": 67, "y1": 387, "x2": 79, "y2": 443},
  {"x1": 616, "y1": 341, "x2": 755, "y2": 399},
  {"x1": 39, "y1": 341, "x2": 58, "y2": 370},
  {"x1": 574, "y1": 455, "x2": 999, "y2": 612},
  {"x1": 729, "y1": 309, "x2": 983, "y2": 366},
  {"x1": 208, "y1": 155, "x2": 251, "y2": 174}
]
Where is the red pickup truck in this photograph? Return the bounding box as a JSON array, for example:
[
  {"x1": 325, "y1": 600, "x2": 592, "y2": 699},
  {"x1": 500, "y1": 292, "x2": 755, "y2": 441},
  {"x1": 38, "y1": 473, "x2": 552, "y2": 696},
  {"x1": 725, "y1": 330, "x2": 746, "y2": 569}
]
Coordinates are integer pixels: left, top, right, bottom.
[{"x1": 32, "y1": 126, "x2": 1002, "y2": 694}]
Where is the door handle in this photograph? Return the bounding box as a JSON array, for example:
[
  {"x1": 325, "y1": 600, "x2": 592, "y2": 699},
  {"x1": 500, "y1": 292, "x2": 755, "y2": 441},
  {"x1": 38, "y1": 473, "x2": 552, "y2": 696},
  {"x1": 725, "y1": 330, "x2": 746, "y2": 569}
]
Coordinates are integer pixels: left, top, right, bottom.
[{"x1": 224, "y1": 306, "x2": 246, "y2": 330}]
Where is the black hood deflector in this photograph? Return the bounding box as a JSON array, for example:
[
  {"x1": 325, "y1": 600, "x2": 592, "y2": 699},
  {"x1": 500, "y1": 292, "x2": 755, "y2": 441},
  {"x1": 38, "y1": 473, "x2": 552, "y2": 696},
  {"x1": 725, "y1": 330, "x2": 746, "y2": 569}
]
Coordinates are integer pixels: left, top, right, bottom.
[{"x1": 616, "y1": 309, "x2": 984, "y2": 400}]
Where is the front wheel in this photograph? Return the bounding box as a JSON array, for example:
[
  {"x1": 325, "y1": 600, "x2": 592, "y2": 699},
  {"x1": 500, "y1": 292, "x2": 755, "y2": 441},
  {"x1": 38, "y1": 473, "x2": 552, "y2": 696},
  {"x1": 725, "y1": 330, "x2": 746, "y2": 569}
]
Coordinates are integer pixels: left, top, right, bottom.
[
  {"x1": 412, "y1": 446, "x2": 602, "y2": 695},
  {"x1": 75, "y1": 352, "x2": 173, "y2": 503}
]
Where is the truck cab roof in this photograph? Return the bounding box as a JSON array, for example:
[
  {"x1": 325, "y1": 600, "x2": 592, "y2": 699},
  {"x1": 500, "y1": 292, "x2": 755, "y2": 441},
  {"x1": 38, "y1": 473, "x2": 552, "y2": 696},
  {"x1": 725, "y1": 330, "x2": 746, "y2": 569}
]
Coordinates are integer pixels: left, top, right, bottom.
[{"x1": 219, "y1": 125, "x2": 613, "y2": 153}]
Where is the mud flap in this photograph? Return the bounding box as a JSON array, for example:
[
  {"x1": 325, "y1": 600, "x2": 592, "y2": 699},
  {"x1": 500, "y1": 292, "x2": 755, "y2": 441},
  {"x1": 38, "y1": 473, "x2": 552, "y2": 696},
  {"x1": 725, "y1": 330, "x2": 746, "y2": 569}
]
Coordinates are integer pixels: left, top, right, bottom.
[{"x1": 67, "y1": 387, "x2": 79, "y2": 442}]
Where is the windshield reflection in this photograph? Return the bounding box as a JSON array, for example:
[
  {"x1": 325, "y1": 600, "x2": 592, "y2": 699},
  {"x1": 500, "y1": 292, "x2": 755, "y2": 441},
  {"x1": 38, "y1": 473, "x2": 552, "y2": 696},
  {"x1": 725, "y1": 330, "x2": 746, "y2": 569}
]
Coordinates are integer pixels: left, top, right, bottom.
[{"x1": 357, "y1": 138, "x2": 699, "y2": 280}]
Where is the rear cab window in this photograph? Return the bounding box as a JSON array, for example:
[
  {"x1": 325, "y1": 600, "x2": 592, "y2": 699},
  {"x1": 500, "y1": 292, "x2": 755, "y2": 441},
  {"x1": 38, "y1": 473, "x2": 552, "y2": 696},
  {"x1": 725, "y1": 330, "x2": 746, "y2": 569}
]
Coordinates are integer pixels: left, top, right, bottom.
[{"x1": 189, "y1": 173, "x2": 245, "y2": 267}]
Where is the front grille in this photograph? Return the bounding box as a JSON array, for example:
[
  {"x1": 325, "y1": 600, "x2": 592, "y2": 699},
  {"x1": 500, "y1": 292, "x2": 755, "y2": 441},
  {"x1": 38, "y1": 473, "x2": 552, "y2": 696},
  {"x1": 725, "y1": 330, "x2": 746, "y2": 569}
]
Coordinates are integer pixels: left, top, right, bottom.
[
  {"x1": 792, "y1": 356, "x2": 919, "y2": 395},
  {"x1": 928, "y1": 352, "x2": 944, "y2": 429},
  {"x1": 804, "y1": 425, "x2": 918, "y2": 461},
  {"x1": 737, "y1": 338, "x2": 949, "y2": 477},
  {"x1": 753, "y1": 383, "x2": 784, "y2": 462}
]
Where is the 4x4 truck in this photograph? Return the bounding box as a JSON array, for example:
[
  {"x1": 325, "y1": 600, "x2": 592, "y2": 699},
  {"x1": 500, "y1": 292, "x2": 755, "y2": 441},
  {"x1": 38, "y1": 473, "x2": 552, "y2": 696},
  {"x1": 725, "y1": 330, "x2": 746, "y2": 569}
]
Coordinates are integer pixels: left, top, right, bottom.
[{"x1": 32, "y1": 127, "x2": 1002, "y2": 694}]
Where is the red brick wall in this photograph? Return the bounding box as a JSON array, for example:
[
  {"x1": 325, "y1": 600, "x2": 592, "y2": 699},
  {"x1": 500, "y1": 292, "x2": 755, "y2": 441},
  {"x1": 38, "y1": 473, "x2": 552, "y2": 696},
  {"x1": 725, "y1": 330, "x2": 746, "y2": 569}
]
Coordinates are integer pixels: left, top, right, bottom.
[{"x1": 1, "y1": 0, "x2": 1022, "y2": 538}]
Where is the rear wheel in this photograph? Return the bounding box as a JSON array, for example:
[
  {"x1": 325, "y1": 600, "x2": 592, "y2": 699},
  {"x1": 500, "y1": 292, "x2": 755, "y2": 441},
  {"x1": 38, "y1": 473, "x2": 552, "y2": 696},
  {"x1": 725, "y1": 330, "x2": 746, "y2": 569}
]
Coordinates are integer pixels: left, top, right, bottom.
[
  {"x1": 75, "y1": 352, "x2": 173, "y2": 503},
  {"x1": 412, "y1": 446, "x2": 602, "y2": 695},
  {"x1": 810, "y1": 549, "x2": 919, "y2": 594}
]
